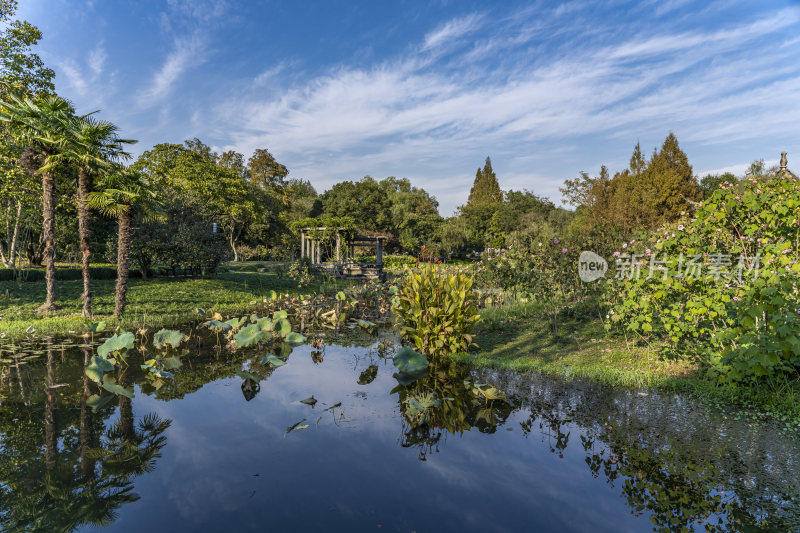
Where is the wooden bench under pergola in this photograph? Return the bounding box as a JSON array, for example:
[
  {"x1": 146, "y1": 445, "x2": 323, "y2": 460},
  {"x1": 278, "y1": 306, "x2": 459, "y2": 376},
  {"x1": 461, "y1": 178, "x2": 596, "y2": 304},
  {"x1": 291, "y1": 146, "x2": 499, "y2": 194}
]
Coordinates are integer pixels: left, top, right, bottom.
[{"x1": 300, "y1": 227, "x2": 386, "y2": 281}]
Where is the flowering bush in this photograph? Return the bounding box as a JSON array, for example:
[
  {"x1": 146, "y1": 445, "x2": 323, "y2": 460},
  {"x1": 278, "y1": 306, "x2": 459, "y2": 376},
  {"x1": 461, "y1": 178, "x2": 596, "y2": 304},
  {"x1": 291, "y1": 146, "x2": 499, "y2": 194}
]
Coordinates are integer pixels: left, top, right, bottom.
[
  {"x1": 608, "y1": 176, "x2": 800, "y2": 383},
  {"x1": 476, "y1": 239, "x2": 605, "y2": 334}
]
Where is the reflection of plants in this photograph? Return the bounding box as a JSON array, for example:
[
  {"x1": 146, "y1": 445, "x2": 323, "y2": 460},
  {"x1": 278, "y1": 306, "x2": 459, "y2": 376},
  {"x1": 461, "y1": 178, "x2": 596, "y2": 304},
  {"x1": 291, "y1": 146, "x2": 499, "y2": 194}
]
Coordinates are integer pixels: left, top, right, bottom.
[{"x1": 393, "y1": 247, "x2": 481, "y2": 356}]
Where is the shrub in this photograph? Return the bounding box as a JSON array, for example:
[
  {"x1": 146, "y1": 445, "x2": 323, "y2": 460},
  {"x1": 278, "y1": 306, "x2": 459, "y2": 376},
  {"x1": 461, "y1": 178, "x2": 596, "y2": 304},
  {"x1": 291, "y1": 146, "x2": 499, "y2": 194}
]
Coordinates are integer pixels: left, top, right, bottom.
[
  {"x1": 393, "y1": 248, "x2": 481, "y2": 356},
  {"x1": 608, "y1": 175, "x2": 800, "y2": 383}
]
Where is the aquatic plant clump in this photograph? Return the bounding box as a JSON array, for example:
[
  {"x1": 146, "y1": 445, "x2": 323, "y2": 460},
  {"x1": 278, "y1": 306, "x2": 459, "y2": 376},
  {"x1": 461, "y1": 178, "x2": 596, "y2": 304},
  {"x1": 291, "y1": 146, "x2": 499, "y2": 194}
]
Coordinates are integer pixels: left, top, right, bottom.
[{"x1": 392, "y1": 247, "x2": 481, "y2": 357}]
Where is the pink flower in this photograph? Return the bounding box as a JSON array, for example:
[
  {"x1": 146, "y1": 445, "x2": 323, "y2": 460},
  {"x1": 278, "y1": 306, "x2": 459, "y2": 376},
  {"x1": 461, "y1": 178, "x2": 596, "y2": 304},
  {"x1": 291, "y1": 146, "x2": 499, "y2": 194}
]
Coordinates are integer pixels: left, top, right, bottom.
[
  {"x1": 562, "y1": 248, "x2": 568, "y2": 253},
  {"x1": 733, "y1": 297, "x2": 740, "y2": 302},
  {"x1": 538, "y1": 242, "x2": 543, "y2": 247},
  {"x1": 613, "y1": 251, "x2": 620, "y2": 257},
  {"x1": 553, "y1": 238, "x2": 559, "y2": 244},
  {"x1": 645, "y1": 249, "x2": 651, "y2": 255},
  {"x1": 623, "y1": 243, "x2": 628, "y2": 248},
  {"x1": 677, "y1": 225, "x2": 684, "y2": 230}
]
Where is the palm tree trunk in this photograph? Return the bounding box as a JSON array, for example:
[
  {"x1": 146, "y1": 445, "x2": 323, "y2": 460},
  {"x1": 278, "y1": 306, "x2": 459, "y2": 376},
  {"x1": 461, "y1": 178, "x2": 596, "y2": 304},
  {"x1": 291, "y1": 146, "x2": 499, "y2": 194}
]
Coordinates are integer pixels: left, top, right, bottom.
[
  {"x1": 114, "y1": 206, "x2": 133, "y2": 317},
  {"x1": 80, "y1": 346, "x2": 95, "y2": 479},
  {"x1": 38, "y1": 171, "x2": 57, "y2": 313},
  {"x1": 77, "y1": 167, "x2": 93, "y2": 317},
  {"x1": 45, "y1": 346, "x2": 57, "y2": 471}
]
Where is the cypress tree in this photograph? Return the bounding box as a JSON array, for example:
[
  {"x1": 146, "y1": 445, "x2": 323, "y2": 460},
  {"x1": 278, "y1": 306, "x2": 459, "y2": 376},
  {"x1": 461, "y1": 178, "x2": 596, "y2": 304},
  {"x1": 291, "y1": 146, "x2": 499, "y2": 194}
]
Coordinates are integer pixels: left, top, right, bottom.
[{"x1": 467, "y1": 156, "x2": 502, "y2": 206}]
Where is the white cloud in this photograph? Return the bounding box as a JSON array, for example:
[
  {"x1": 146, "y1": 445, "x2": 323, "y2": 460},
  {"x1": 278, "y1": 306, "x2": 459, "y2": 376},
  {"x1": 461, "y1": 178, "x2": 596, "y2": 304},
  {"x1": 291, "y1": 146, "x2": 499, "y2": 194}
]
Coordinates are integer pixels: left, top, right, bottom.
[
  {"x1": 57, "y1": 59, "x2": 88, "y2": 95},
  {"x1": 88, "y1": 43, "x2": 107, "y2": 77},
  {"x1": 139, "y1": 36, "x2": 204, "y2": 106},
  {"x1": 193, "y1": 7, "x2": 800, "y2": 214},
  {"x1": 422, "y1": 13, "x2": 482, "y2": 51}
]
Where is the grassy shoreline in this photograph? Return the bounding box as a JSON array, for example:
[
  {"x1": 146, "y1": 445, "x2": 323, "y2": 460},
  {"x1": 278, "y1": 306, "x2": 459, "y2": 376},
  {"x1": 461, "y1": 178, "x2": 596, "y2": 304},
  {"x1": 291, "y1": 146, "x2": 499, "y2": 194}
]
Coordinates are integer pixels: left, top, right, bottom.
[
  {"x1": 0, "y1": 268, "x2": 318, "y2": 340},
  {"x1": 449, "y1": 304, "x2": 800, "y2": 432}
]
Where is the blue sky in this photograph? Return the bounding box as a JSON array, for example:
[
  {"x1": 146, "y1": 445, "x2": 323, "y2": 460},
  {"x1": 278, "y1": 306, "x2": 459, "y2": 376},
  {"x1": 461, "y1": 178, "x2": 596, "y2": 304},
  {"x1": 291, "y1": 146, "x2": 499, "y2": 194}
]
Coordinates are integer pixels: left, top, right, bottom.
[{"x1": 17, "y1": 0, "x2": 800, "y2": 215}]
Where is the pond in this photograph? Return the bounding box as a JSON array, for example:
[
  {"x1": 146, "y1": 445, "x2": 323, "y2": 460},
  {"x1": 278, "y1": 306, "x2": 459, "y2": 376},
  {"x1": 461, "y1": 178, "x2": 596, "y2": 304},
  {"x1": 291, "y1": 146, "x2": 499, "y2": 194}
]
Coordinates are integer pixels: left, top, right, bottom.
[{"x1": 1, "y1": 329, "x2": 798, "y2": 532}]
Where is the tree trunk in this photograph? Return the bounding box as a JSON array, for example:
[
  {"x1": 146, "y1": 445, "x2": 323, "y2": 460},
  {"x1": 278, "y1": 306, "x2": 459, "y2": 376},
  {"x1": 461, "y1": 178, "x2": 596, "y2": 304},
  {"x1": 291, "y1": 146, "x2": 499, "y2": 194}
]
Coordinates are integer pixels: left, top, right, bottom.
[
  {"x1": 8, "y1": 199, "x2": 22, "y2": 268},
  {"x1": 114, "y1": 207, "x2": 133, "y2": 317},
  {"x1": 118, "y1": 366, "x2": 134, "y2": 440},
  {"x1": 80, "y1": 346, "x2": 95, "y2": 479},
  {"x1": 78, "y1": 167, "x2": 93, "y2": 317},
  {"x1": 38, "y1": 171, "x2": 57, "y2": 313},
  {"x1": 45, "y1": 346, "x2": 57, "y2": 471}
]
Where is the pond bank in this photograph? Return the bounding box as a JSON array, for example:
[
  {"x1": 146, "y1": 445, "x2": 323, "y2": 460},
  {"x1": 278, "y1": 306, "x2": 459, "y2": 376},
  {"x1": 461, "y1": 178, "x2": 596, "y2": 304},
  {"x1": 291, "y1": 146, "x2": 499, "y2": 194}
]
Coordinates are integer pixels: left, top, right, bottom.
[
  {"x1": 0, "y1": 269, "x2": 335, "y2": 340},
  {"x1": 449, "y1": 305, "x2": 800, "y2": 435}
]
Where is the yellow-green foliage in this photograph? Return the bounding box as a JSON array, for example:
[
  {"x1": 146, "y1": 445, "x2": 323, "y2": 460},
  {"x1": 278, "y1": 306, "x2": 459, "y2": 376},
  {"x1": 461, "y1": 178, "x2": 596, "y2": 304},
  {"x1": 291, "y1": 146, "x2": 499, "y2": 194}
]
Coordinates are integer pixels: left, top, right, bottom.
[{"x1": 393, "y1": 258, "x2": 481, "y2": 356}]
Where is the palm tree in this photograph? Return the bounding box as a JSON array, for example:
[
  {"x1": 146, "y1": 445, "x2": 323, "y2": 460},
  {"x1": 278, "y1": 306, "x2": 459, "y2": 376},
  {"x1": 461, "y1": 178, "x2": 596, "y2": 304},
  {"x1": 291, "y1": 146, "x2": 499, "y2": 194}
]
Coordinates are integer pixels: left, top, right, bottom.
[
  {"x1": 46, "y1": 116, "x2": 134, "y2": 317},
  {"x1": 0, "y1": 94, "x2": 74, "y2": 312},
  {"x1": 89, "y1": 167, "x2": 164, "y2": 316}
]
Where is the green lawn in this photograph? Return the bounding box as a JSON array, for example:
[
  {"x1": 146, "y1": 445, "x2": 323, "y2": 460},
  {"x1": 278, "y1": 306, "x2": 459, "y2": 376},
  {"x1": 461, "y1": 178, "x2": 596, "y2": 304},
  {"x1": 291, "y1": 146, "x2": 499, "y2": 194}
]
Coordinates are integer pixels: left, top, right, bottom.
[
  {"x1": 450, "y1": 304, "x2": 800, "y2": 432},
  {"x1": 0, "y1": 268, "x2": 320, "y2": 339}
]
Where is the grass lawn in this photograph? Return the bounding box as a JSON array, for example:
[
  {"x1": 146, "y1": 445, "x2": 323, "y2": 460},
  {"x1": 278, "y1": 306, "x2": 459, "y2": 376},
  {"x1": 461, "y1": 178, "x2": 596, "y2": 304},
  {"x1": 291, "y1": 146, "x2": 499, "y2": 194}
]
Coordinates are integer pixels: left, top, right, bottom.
[
  {"x1": 450, "y1": 304, "x2": 800, "y2": 431},
  {"x1": 0, "y1": 267, "x2": 322, "y2": 339}
]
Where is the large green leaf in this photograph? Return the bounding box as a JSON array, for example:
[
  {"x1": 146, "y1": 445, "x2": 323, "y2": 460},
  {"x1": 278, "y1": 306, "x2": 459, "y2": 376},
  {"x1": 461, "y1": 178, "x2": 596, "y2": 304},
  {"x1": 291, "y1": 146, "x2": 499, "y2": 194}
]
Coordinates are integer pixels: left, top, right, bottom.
[
  {"x1": 153, "y1": 329, "x2": 187, "y2": 350},
  {"x1": 272, "y1": 310, "x2": 288, "y2": 320},
  {"x1": 235, "y1": 370, "x2": 262, "y2": 382},
  {"x1": 141, "y1": 364, "x2": 174, "y2": 380},
  {"x1": 86, "y1": 394, "x2": 114, "y2": 412},
  {"x1": 393, "y1": 347, "x2": 428, "y2": 374},
  {"x1": 274, "y1": 318, "x2": 292, "y2": 337},
  {"x1": 97, "y1": 332, "x2": 135, "y2": 357},
  {"x1": 261, "y1": 354, "x2": 286, "y2": 367},
  {"x1": 86, "y1": 320, "x2": 106, "y2": 334},
  {"x1": 85, "y1": 355, "x2": 115, "y2": 384},
  {"x1": 234, "y1": 324, "x2": 266, "y2": 347},
  {"x1": 161, "y1": 356, "x2": 183, "y2": 370},
  {"x1": 204, "y1": 320, "x2": 232, "y2": 332},
  {"x1": 284, "y1": 332, "x2": 307, "y2": 345},
  {"x1": 101, "y1": 381, "x2": 135, "y2": 399}
]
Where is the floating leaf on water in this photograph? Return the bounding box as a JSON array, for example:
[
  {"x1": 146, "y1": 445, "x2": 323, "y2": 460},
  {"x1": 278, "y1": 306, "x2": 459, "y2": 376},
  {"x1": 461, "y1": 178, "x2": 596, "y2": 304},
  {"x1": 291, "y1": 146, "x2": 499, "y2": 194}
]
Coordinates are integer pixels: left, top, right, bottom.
[
  {"x1": 261, "y1": 354, "x2": 286, "y2": 367},
  {"x1": 273, "y1": 318, "x2": 292, "y2": 338},
  {"x1": 300, "y1": 396, "x2": 317, "y2": 406},
  {"x1": 97, "y1": 332, "x2": 135, "y2": 357},
  {"x1": 234, "y1": 324, "x2": 267, "y2": 347},
  {"x1": 357, "y1": 319, "x2": 377, "y2": 333},
  {"x1": 471, "y1": 383, "x2": 507, "y2": 403},
  {"x1": 285, "y1": 419, "x2": 308, "y2": 434},
  {"x1": 284, "y1": 332, "x2": 307, "y2": 345},
  {"x1": 141, "y1": 364, "x2": 174, "y2": 380},
  {"x1": 358, "y1": 365, "x2": 378, "y2": 385},
  {"x1": 101, "y1": 381, "x2": 135, "y2": 399},
  {"x1": 85, "y1": 355, "x2": 114, "y2": 384},
  {"x1": 161, "y1": 356, "x2": 183, "y2": 370},
  {"x1": 153, "y1": 329, "x2": 187, "y2": 350},
  {"x1": 86, "y1": 394, "x2": 114, "y2": 412},
  {"x1": 393, "y1": 347, "x2": 428, "y2": 374}
]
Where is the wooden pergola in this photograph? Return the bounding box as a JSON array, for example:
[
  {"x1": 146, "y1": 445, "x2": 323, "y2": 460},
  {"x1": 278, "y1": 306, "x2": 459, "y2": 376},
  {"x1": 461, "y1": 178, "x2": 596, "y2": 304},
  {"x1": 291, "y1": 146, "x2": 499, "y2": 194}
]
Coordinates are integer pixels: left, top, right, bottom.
[{"x1": 299, "y1": 227, "x2": 386, "y2": 280}]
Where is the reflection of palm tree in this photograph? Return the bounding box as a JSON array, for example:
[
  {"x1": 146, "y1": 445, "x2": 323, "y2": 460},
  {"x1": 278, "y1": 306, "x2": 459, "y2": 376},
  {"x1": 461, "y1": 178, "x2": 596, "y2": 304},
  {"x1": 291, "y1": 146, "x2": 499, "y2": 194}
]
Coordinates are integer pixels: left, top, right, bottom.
[{"x1": 44, "y1": 346, "x2": 57, "y2": 471}]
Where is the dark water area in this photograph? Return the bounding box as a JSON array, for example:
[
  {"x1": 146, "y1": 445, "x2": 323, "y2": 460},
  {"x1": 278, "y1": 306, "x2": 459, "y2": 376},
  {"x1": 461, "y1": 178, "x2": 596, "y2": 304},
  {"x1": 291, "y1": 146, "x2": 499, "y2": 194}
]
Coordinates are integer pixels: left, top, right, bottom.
[{"x1": 1, "y1": 330, "x2": 798, "y2": 532}]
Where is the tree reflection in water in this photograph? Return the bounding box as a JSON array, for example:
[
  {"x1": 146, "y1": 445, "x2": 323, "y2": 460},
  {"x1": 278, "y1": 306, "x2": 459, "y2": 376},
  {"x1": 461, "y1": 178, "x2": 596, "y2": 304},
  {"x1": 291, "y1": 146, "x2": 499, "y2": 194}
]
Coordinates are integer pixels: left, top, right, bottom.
[{"x1": 0, "y1": 346, "x2": 171, "y2": 533}]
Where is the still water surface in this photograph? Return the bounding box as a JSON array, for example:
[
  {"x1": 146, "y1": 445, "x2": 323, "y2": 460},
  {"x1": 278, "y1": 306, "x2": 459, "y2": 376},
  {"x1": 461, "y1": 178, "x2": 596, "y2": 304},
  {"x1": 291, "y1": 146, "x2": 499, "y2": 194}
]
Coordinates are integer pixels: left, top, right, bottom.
[{"x1": 1, "y1": 331, "x2": 798, "y2": 532}]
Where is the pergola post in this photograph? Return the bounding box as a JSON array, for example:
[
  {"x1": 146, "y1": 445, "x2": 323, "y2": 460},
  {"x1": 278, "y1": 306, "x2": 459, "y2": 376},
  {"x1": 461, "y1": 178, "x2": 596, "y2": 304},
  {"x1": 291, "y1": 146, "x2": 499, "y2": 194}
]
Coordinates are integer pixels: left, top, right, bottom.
[
  {"x1": 376, "y1": 238, "x2": 383, "y2": 265},
  {"x1": 300, "y1": 231, "x2": 306, "y2": 260},
  {"x1": 335, "y1": 232, "x2": 341, "y2": 262}
]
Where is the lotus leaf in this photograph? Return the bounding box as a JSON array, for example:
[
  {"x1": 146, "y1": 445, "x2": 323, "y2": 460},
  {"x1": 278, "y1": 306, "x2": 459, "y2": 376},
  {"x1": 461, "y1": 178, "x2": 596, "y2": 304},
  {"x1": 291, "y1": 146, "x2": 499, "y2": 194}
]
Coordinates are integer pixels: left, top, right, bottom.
[
  {"x1": 153, "y1": 329, "x2": 187, "y2": 350},
  {"x1": 284, "y1": 332, "x2": 307, "y2": 345},
  {"x1": 234, "y1": 324, "x2": 266, "y2": 347},
  {"x1": 262, "y1": 354, "x2": 286, "y2": 367},
  {"x1": 86, "y1": 394, "x2": 114, "y2": 412},
  {"x1": 273, "y1": 318, "x2": 292, "y2": 337},
  {"x1": 85, "y1": 355, "x2": 114, "y2": 384},
  {"x1": 97, "y1": 332, "x2": 135, "y2": 357},
  {"x1": 101, "y1": 381, "x2": 134, "y2": 399}
]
